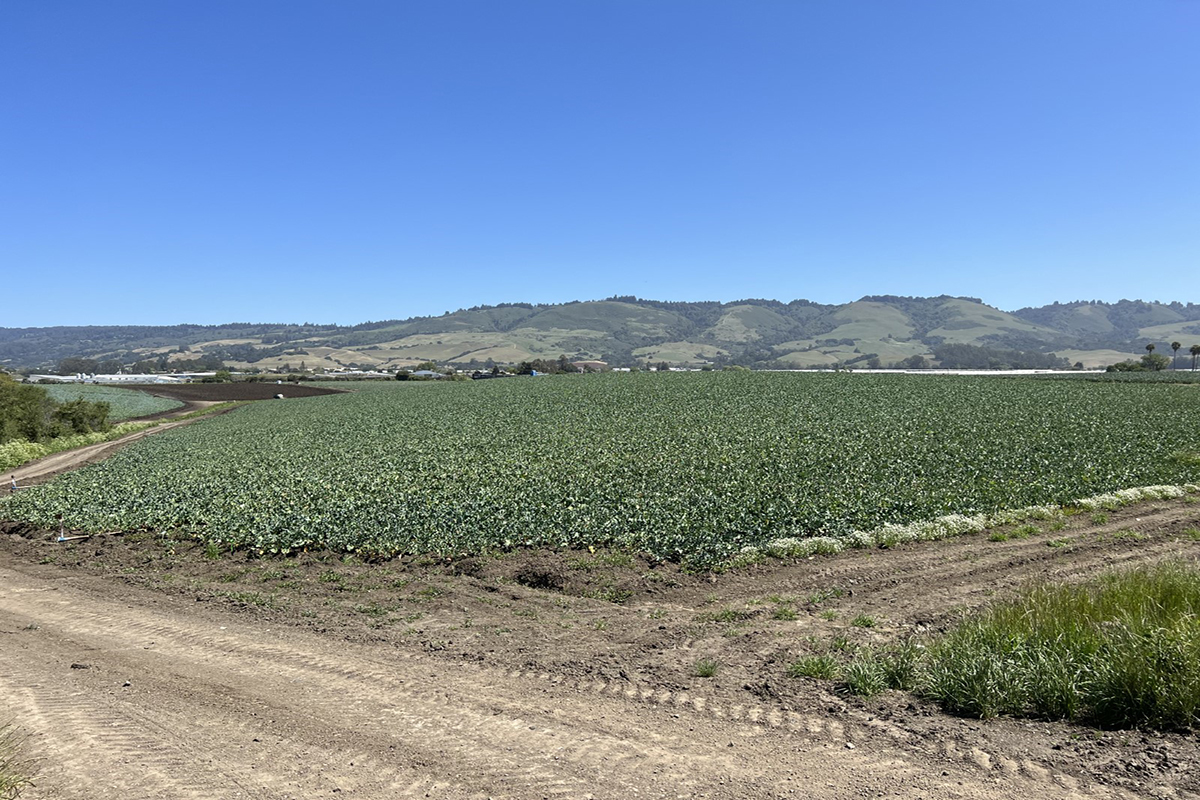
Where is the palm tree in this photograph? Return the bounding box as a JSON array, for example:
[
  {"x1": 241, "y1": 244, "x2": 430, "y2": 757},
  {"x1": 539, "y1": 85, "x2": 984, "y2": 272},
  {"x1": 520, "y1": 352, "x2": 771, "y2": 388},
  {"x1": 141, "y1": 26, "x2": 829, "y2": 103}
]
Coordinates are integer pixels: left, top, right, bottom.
[
  {"x1": 1145, "y1": 343, "x2": 1155, "y2": 359},
  {"x1": 1172, "y1": 341, "x2": 1182, "y2": 370},
  {"x1": 1192, "y1": 344, "x2": 1200, "y2": 371}
]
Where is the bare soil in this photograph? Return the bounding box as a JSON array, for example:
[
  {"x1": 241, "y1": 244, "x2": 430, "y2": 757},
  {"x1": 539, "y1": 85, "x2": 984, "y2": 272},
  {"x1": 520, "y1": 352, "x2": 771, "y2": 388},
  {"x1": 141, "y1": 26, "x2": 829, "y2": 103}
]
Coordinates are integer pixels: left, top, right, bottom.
[
  {"x1": 2, "y1": 500, "x2": 1199, "y2": 799},
  {"x1": 125, "y1": 383, "x2": 344, "y2": 402}
]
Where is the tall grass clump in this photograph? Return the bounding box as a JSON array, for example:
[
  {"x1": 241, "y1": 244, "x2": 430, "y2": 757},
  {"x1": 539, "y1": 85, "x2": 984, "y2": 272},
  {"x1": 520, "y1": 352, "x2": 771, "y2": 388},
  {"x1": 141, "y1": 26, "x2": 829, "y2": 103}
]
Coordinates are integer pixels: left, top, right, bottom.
[
  {"x1": 0, "y1": 721, "x2": 33, "y2": 799},
  {"x1": 923, "y1": 561, "x2": 1200, "y2": 728}
]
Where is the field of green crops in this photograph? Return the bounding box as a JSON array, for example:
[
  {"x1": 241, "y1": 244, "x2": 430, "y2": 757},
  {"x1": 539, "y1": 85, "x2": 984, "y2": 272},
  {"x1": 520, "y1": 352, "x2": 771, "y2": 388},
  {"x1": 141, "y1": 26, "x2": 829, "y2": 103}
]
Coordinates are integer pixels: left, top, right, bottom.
[
  {"x1": 4, "y1": 373, "x2": 1200, "y2": 566},
  {"x1": 42, "y1": 384, "x2": 184, "y2": 421}
]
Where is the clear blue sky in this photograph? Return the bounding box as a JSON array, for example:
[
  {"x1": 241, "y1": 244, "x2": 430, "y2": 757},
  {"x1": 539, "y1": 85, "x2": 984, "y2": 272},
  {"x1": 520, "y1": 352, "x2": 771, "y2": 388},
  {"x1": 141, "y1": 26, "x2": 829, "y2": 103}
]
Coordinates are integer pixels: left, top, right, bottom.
[{"x1": 3, "y1": 0, "x2": 1197, "y2": 327}]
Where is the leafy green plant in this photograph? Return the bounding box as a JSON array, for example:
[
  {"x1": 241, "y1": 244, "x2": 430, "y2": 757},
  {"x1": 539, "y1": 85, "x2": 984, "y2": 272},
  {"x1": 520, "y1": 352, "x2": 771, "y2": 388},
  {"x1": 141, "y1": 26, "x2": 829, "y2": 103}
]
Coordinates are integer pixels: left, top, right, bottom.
[{"x1": 694, "y1": 658, "x2": 720, "y2": 678}]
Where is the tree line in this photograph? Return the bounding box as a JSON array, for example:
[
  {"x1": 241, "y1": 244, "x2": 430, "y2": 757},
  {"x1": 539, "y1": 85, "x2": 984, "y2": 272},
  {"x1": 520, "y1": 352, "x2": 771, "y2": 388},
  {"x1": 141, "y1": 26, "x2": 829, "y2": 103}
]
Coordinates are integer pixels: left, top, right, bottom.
[{"x1": 0, "y1": 374, "x2": 111, "y2": 445}]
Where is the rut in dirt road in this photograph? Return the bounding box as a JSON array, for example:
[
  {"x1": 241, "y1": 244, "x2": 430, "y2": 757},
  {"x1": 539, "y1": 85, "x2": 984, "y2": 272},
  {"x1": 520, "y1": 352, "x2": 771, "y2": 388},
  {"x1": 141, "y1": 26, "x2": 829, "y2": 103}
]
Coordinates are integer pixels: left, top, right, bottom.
[{"x1": 0, "y1": 563, "x2": 1141, "y2": 800}]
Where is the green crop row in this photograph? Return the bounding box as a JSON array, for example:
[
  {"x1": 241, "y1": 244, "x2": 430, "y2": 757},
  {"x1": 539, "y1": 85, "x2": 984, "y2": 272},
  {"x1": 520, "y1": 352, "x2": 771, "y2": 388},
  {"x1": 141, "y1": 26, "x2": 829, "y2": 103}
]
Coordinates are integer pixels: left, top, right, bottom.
[
  {"x1": 42, "y1": 385, "x2": 183, "y2": 421},
  {"x1": 3, "y1": 373, "x2": 1199, "y2": 567}
]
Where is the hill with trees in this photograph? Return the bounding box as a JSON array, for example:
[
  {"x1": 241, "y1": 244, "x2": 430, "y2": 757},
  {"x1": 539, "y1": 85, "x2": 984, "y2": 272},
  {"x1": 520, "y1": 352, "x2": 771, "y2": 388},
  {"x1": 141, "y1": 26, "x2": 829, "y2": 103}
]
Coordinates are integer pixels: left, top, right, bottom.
[{"x1": 2, "y1": 296, "x2": 1199, "y2": 373}]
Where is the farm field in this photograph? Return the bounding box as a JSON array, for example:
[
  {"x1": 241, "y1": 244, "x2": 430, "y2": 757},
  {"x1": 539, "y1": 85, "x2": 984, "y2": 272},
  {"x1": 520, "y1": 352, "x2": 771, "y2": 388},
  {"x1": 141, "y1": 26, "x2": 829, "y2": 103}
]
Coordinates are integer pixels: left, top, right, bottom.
[
  {"x1": 42, "y1": 384, "x2": 184, "y2": 420},
  {"x1": 3, "y1": 372, "x2": 1199, "y2": 566}
]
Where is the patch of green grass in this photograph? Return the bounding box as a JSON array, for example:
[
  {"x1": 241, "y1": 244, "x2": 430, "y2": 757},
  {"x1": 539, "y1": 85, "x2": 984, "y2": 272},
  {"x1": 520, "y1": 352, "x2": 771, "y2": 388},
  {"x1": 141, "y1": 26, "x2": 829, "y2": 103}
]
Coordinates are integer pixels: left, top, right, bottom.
[
  {"x1": 1091, "y1": 512, "x2": 1110, "y2": 525},
  {"x1": 919, "y1": 561, "x2": 1200, "y2": 728},
  {"x1": 1048, "y1": 519, "x2": 1068, "y2": 532},
  {"x1": 353, "y1": 602, "x2": 391, "y2": 618},
  {"x1": 820, "y1": 609, "x2": 838, "y2": 621},
  {"x1": 806, "y1": 587, "x2": 846, "y2": 606},
  {"x1": 694, "y1": 658, "x2": 720, "y2": 678},
  {"x1": 851, "y1": 614, "x2": 877, "y2": 628},
  {"x1": 1111, "y1": 529, "x2": 1146, "y2": 542},
  {"x1": 988, "y1": 532, "x2": 1009, "y2": 543},
  {"x1": 829, "y1": 634, "x2": 852, "y2": 652},
  {"x1": 1012, "y1": 524, "x2": 1040, "y2": 539},
  {"x1": 1183, "y1": 527, "x2": 1200, "y2": 542},
  {"x1": 587, "y1": 585, "x2": 632, "y2": 604},
  {"x1": 842, "y1": 652, "x2": 888, "y2": 698},
  {"x1": 0, "y1": 721, "x2": 34, "y2": 799},
  {"x1": 787, "y1": 655, "x2": 840, "y2": 680},
  {"x1": 772, "y1": 605, "x2": 798, "y2": 621}
]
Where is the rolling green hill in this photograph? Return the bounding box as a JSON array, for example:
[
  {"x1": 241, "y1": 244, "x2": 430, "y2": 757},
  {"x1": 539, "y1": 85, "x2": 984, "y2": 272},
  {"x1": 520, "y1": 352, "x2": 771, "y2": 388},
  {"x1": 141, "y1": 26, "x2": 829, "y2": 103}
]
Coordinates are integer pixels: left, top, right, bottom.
[{"x1": 3, "y1": 296, "x2": 1199, "y2": 373}]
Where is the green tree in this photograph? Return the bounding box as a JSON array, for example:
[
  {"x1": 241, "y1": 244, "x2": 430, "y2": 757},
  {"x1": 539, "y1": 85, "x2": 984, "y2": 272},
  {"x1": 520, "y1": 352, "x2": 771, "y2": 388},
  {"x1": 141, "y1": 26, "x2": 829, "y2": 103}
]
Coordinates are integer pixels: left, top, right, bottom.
[
  {"x1": 1191, "y1": 344, "x2": 1200, "y2": 371},
  {"x1": 1141, "y1": 352, "x2": 1170, "y2": 371},
  {"x1": 1171, "y1": 341, "x2": 1182, "y2": 370}
]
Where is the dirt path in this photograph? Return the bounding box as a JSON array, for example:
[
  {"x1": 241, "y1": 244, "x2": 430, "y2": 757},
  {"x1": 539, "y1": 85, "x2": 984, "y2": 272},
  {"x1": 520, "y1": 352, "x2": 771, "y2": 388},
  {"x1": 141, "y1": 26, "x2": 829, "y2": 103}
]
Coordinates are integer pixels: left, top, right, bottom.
[
  {"x1": 1, "y1": 403, "x2": 222, "y2": 490},
  {"x1": 5, "y1": 502, "x2": 1199, "y2": 798}
]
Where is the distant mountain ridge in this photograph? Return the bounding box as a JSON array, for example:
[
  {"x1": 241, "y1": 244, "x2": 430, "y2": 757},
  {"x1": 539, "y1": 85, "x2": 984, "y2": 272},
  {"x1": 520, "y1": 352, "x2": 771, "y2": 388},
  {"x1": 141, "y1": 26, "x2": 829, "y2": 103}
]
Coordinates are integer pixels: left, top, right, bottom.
[{"x1": 3, "y1": 295, "x2": 1199, "y2": 372}]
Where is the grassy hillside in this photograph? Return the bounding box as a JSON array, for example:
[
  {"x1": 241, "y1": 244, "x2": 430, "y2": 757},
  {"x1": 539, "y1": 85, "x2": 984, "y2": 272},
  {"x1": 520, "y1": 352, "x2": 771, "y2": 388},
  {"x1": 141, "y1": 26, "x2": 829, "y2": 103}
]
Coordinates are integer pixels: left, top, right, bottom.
[{"x1": 4, "y1": 296, "x2": 1200, "y2": 372}]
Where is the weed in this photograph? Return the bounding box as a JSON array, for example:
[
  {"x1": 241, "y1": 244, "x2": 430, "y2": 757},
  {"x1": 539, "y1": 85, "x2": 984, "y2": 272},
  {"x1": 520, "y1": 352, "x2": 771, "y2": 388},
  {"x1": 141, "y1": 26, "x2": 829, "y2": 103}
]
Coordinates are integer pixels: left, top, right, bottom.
[
  {"x1": 820, "y1": 609, "x2": 838, "y2": 621},
  {"x1": 851, "y1": 614, "x2": 877, "y2": 628},
  {"x1": 787, "y1": 655, "x2": 840, "y2": 680},
  {"x1": 319, "y1": 570, "x2": 345, "y2": 585},
  {"x1": 647, "y1": 608, "x2": 667, "y2": 620},
  {"x1": 1091, "y1": 512, "x2": 1109, "y2": 525},
  {"x1": 0, "y1": 721, "x2": 34, "y2": 799},
  {"x1": 988, "y1": 532, "x2": 1009, "y2": 543},
  {"x1": 772, "y1": 605, "x2": 799, "y2": 621},
  {"x1": 587, "y1": 585, "x2": 633, "y2": 604},
  {"x1": 842, "y1": 653, "x2": 888, "y2": 698},
  {"x1": 1048, "y1": 519, "x2": 1068, "y2": 532},
  {"x1": 829, "y1": 635, "x2": 852, "y2": 652},
  {"x1": 806, "y1": 587, "x2": 846, "y2": 606},
  {"x1": 203, "y1": 541, "x2": 220, "y2": 559},
  {"x1": 1111, "y1": 529, "x2": 1146, "y2": 542},
  {"x1": 694, "y1": 658, "x2": 720, "y2": 678},
  {"x1": 1183, "y1": 527, "x2": 1200, "y2": 542},
  {"x1": 353, "y1": 602, "x2": 390, "y2": 618},
  {"x1": 592, "y1": 618, "x2": 608, "y2": 631},
  {"x1": 1013, "y1": 524, "x2": 1040, "y2": 538},
  {"x1": 1046, "y1": 539, "x2": 1069, "y2": 548}
]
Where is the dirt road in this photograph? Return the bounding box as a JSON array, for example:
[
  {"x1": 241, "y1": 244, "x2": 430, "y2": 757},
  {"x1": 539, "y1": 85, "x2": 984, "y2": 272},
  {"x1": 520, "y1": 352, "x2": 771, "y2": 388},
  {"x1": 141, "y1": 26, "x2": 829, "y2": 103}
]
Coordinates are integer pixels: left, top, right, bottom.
[
  {"x1": 0, "y1": 562, "x2": 982, "y2": 800},
  {"x1": 5, "y1": 501, "x2": 1199, "y2": 798}
]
